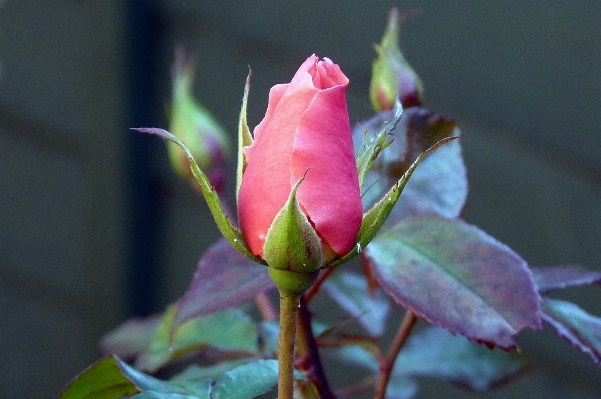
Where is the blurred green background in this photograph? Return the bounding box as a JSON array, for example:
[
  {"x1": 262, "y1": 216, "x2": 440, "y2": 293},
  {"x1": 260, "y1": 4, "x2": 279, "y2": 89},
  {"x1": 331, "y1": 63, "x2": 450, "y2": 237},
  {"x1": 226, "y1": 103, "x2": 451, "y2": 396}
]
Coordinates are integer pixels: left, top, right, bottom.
[{"x1": 1, "y1": 1, "x2": 600, "y2": 398}]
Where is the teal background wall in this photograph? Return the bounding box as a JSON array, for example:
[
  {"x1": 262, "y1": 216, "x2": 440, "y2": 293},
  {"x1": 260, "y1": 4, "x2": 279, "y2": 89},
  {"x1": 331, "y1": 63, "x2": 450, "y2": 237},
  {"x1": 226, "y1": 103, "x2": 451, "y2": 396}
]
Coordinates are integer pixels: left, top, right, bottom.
[{"x1": 1, "y1": 1, "x2": 599, "y2": 398}]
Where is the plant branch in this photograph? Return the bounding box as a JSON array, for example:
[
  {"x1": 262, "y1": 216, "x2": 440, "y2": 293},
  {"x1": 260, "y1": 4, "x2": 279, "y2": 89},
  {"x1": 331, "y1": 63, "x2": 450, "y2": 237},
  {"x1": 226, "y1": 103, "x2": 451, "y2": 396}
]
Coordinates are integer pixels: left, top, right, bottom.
[
  {"x1": 278, "y1": 291, "x2": 300, "y2": 399},
  {"x1": 304, "y1": 267, "x2": 334, "y2": 302},
  {"x1": 296, "y1": 296, "x2": 335, "y2": 399},
  {"x1": 255, "y1": 291, "x2": 277, "y2": 321},
  {"x1": 374, "y1": 310, "x2": 418, "y2": 399}
]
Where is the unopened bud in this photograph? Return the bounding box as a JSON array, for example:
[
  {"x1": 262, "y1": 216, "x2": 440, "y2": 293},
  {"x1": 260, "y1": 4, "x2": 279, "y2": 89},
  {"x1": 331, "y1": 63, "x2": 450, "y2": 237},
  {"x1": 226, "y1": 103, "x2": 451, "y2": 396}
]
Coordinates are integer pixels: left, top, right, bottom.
[
  {"x1": 168, "y1": 47, "x2": 229, "y2": 193},
  {"x1": 370, "y1": 8, "x2": 424, "y2": 111}
]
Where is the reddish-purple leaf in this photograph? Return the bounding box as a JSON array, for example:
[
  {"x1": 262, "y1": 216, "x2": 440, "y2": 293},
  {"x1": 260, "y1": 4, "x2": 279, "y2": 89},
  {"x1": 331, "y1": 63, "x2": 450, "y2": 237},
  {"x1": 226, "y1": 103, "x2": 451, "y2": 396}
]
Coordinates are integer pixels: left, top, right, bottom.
[
  {"x1": 365, "y1": 216, "x2": 541, "y2": 349},
  {"x1": 532, "y1": 265, "x2": 601, "y2": 293},
  {"x1": 356, "y1": 107, "x2": 467, "y2": 221},
  {"x1": 541, "y1": 298, "x2": 601, "y2": 364},
  {"x1": 174, "y1": 238, "x2": 274, "y2": 329}
]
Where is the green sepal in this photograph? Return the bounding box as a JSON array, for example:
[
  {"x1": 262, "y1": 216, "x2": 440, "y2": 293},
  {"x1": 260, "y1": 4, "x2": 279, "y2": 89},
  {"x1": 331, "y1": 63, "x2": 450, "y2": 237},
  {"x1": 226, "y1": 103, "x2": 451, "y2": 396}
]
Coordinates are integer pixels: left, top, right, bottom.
[
  {"x1": 263, "y1": 176, "x2": 323, "y2": 272},
  {"x1": 268, "y1": 269, "x2": 319, "y2": 296},
  {"x1": 355, "y1": 98, "x2": 400, "y2": 188},
  {"x1": 236, "y1": 69, "x2": 253, "y2": 204},
  {"x1": 132, "y1": 127, "x2": 265, "y2": 265},
  {"x1": 327, "y1": 136, "x2": 458, "y2": 268}
]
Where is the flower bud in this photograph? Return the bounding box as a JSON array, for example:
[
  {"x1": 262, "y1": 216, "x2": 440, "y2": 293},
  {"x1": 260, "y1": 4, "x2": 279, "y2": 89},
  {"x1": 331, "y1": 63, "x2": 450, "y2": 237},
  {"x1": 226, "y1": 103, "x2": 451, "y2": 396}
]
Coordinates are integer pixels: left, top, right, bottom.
[
  {"x1": 168, "y1": 48, "x2": 229, "y2": 193},
  {"x1": 237, "y1": 55, "x2": 363, "y2": 273},
  {"x1": 370, "y1": 8, "x2": 424, "y2": 111}
]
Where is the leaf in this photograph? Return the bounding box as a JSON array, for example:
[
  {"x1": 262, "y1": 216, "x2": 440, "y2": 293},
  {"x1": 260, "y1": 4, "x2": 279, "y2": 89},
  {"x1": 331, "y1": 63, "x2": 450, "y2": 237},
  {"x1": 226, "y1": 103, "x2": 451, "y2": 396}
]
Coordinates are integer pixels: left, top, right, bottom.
[
  {"x1": 100, "y1": 314, "x2": 163, "y2": 358},
  {"x1": 57, "y1": 356, "x2": 139, "y2": 399},
  {"x1": 117, "y1": 357, "x2": 199, "y2": 394},
  {"x1": 393, "y1": 327, "x2": 530, "y2": 391},
  {"x1": 328, "y1": 136, "x2": 458, "y2": 269},
  {"x1": 385, "y1": 376, "x2": 419, "y2": 399},
  {"x1": 137, "y1": 306, "x2": 258, "y2": 372},
  {"x1": 132, "y1": 393, "x2": 205, "y2": 399},
  {"x1": 365, "y1": 216, "x2": 541, "y2": 349},
  {"x1": 387, "y1": 139, "x2": 466, "y2": 222},
  {"x1": 58, "y1": 356, "x2": 210, "y2": 399},
  {"x1": 532, "y1": 265, "x2": 601, "y2": 293},
  {"x1": 322, "y1": 344, "x2": 379, "y2": 371},
  {"x1": 211, "y1": 359, "x2": 305, "y2": 399},
  {"x1": 172, "y1": 360, "x2": 255, "y2": 383},
  {"x1": 132, "y1": 127, "x2": 263, "y2": 265},
  {"x1": 236, "y1": 69, "x2": 253, "y2": 202},
  {"x1": 323, "y1": 345, "x2": 379, "y2": 372},
  {"x1": 321, "y1": 270, "x2": 390, "y2": 336},
  {"x1": 175, "y1": 238, "x2": 274, "y2": 328},
  {"x1": 541, "y1": 298, "x2": 601, "y2": 364},
  {"x1": 356, "y1": 107, "x2": 467, "y2": 221}
]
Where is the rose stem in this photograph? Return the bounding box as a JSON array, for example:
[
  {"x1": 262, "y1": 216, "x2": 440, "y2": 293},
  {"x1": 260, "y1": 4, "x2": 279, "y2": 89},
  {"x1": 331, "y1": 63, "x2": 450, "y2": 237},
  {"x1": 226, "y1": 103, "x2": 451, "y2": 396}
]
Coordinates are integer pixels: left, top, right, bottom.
[
  {"x1": 278, "y1": 291, "x2": 300, "y2": 399},
  {"x1": 255, "y1": 291, "x2": 277, "y2": 321},
  {"x1": 374, "y1": 310, "x2": 418, "y2": 399},
  {"x1": 296, "y1": 296, "x2": 335, "y2": 399}
]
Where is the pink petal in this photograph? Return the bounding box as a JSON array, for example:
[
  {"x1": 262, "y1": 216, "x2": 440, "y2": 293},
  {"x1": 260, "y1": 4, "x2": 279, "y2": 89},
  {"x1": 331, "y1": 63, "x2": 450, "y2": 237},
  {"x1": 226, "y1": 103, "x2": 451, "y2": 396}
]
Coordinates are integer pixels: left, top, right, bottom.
[
  {"x1": 290, "y1": 64, "x2": 362, "y2": 256},
  {"x1": 238, "y1": 57, "x2": 319, "y2": 256}
]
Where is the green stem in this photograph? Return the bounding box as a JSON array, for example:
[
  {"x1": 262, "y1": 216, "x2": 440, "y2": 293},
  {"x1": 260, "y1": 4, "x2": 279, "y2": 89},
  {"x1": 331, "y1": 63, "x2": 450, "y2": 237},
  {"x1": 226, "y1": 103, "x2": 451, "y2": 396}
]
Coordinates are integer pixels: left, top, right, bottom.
[
  {"x1": 374, "y1": 310, "x2": 418, "y2": 399},
  {"x1": 278, "y1": 291, "x2": 300, "y2": 399}
]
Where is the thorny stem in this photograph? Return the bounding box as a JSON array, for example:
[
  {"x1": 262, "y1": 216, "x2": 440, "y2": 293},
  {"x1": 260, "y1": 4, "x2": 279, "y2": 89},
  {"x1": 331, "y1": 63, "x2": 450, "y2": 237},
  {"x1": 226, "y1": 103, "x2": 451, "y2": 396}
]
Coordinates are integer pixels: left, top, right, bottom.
[
  {"x1": 254, "y1": 291, "x2": 277, "y2": 321},
  {"x1": 278, "y1": 291, "x2": 300, "y2": 399},
  {"x1": 296, "y1": 296, "x2": 335, "y2": 399},
  {"x1": 374, "y1": 310, "x2": 418, "y2": 399},
  {"x1": 304, "y1": 268, "x2": 334, "y2": 302}
]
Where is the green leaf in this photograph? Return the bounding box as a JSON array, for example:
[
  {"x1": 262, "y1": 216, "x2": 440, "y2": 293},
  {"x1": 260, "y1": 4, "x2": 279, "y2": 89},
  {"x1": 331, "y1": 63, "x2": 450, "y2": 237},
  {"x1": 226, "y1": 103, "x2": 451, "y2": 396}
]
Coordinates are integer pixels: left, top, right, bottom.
[
  {"x1": 385, "y1": 376, "x2": 419, "y2": 399},
  {"x1": 236, "y1": 70, "x2": 253, "y2": 203},
  {"x1": 174, "y1": 238, "x2": 273, "y2": 329},
  {"x1": 365, "y1": 216, "x2": 541, "y2": 349},
  {"x1": 393, "y1": 327, "x2": 530, "y2": 391},
  {"x1": 117, "y1": 357, "x2": 197, "y2": 394},
  {"x1": 137, "y1": 306, "x2": 258, "y2": 372},
  {"x1": 57, "y1": 356, "x2": 139, "y2": 399},
  {"x1": 321, "y1": 270, "x2": 390, "y2": 336},
  {"x1": 328, "y1": 136, "x2": 458, "y2": 269},
  {"x1": 132, "y1": 127, "x2": 264, "y2": 265},
  {"x1": 532, "y1": 265, "x2": 601, "y2": 294},
  {"x1": 263, "y1": 176, "x2": 323, "y2": 272},
  {"x1": 541, "y1": 298, "x2": 601, "y2": 364},
  {"x1": 58, "y1": 356, "x2": 211, "y2": 399},
  {"x1": 211, "y1": 359, "x2": 305, "y2": 399},
  {"x1": 101, "y1": 314, "x2": 163, "y2": 359},
  {"x1": 131, "y1": 393, "x2": 204, "y2": 399},
  {"x1": 172, "y1": 361, "x2": 256, "y2": 383}
]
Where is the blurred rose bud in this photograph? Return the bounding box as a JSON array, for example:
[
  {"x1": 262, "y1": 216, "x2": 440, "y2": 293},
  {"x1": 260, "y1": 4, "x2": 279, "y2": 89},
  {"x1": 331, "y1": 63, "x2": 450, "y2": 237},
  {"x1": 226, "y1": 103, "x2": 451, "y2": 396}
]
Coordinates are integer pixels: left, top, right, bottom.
[
  {"x1": 370, "y1": 8, "x2": 424, "y2": 111},
  {"x1": 238, "y1": 55, "x2": 363, "y2": 274},
  {"x1": 168, "y1": 48, "x2": 229, "y2": 193}
]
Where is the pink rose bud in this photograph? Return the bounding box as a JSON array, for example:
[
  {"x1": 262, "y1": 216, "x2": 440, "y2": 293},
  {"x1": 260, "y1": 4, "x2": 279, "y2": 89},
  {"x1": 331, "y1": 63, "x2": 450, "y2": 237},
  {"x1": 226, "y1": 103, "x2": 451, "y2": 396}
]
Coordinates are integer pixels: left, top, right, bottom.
[
  {"x1": 168, "y1": 48, "x2": 230, "y2": 193},
  {"x1": 238, "y1": 55, "x2": 363, "y2": 270},
  {"x1": 370, "y1": 8, "x2": 424, "y2": 111}
]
